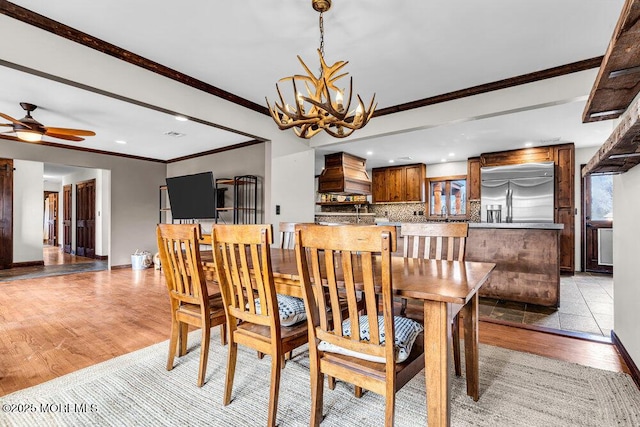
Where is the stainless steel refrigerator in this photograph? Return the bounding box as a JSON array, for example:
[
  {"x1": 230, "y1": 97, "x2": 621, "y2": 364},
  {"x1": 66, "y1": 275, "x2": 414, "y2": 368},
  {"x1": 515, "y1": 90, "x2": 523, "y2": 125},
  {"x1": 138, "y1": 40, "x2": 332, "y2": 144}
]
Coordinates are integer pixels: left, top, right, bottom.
[{"x1": 480, "y1": 162, "x2": 554, "y2": 223}]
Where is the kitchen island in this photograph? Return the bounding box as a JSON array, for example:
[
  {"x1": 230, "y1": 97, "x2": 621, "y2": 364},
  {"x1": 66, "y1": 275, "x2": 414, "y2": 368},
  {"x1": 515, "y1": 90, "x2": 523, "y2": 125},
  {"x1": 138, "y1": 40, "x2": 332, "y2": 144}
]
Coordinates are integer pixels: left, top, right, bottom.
[{"x1": 466, "y1": 222, "x2": 564, "y2": 307}]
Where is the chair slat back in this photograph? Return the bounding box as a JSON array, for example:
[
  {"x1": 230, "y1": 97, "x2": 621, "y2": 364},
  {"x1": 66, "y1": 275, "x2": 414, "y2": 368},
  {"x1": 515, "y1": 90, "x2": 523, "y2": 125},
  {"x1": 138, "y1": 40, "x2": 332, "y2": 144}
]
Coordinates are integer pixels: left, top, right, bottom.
[
  {"x1": 401, "y1": 222, "x2": 468, "y2": 261},
  {"x1": 279, "y1": 222, "x2": 297, "y2": 249},
  {"x1": 211, "y1": 224, "x2": 277, "y2": 328},
  {"x1": 295, "y1": 225, "x2": 397, "y2": 362},
  {"x1": 156, "y1": 224, "x2": 207, "y2": 306}
]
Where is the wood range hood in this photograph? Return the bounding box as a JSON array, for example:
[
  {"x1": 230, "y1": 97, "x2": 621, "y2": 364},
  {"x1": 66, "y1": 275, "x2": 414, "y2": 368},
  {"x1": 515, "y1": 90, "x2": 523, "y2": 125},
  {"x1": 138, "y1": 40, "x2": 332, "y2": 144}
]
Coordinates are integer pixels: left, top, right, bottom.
[{"x1": 317, "y1": 152, "x2": 372, "y2": 195}]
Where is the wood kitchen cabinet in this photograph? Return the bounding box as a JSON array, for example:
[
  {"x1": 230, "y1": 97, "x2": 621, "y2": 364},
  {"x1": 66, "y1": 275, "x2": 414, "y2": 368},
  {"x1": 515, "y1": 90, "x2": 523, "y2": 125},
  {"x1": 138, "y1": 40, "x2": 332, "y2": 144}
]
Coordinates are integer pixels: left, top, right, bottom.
[
  {"x1": 371, "y1": 164, "x2": 425, "y2": 203},
  {"x1": 554, "y1": 144, "x2": 575, "y2": 272},
  {"x1": 554, "y1": 144, "x2": 574, "y2": 209},
  {"x1": 480, "y1": 146, "x2": 554, "y2": 166},
  {"x1": 466, "y1": 157, "x2": 481, "y2": 213}
]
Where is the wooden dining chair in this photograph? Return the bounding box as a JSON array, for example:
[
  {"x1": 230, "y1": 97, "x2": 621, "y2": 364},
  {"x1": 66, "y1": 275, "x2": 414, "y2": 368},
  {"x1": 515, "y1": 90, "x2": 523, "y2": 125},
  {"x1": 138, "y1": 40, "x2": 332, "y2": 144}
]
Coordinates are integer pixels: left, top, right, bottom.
[
  {"x1": 279, "y1": 221, "x2": 297, "y2": 249},
  {"x1": 156, "y1": 223, "x2": 227, "y2": 387},
  {"x1": 295, "y1": 224, "x2": 425, "y2": 426},
  {"x1": 400, "y1": 222, "x2": 468, "y2": 376},
  {"x1": 210, "y1": 224, "x2": 308, "y2": 427}
]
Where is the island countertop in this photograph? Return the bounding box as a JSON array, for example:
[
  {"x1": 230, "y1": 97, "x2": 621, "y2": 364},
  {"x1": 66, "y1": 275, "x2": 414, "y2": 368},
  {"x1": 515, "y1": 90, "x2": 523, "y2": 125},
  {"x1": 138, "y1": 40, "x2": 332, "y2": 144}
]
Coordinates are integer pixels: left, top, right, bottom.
[
  {"x1": 469, "y1": 222, "x2": 564, "y2": 230},
  {"x1": 374, "y1": 221, "x2": 564, "y2": 230}
]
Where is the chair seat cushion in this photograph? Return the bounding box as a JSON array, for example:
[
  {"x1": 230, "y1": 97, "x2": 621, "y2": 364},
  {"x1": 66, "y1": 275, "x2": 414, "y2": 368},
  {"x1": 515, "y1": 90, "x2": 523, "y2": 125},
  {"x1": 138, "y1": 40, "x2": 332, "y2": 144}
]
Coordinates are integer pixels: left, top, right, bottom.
[
  {"x1": 318, "y1": 315, "x2": 423, "y2": 363},
  {"x1": 254, "y1": 294, "x2": 307, "y2": 326}
]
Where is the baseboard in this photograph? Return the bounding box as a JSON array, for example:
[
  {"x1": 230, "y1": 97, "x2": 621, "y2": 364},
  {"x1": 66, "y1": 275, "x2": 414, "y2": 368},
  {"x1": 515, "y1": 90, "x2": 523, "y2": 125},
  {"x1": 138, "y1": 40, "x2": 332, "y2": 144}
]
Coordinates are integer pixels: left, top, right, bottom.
[
  {"x1": 10, "y1": 260, "x2": 45, "y2": 268},
  {"x1": 611, "y1": 330, "x2": 640, "y2": 390},
  {"x1": 95, "y1": 255, "x2": 108, "y2": 261}
]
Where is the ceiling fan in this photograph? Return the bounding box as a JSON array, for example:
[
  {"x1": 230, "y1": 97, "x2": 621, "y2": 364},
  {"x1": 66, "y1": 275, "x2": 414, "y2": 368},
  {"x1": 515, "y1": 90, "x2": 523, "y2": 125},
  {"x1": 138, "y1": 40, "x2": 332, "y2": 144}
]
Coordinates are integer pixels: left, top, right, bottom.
[{"x1": 0, "y1": 102, "x2": 96, "y2": 142}]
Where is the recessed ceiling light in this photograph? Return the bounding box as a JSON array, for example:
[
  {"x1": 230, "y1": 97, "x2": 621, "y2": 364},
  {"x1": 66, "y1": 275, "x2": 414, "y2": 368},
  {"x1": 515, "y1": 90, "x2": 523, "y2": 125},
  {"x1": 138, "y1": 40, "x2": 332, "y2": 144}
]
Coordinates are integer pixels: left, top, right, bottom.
[
  {"x1": 524, "y1": 142, "x2": 533, "y2": 147},
  {"x1": 448, "y1": 152, "x2": 455, "y2": 157},
  {"x1": 175, "y1": 116, "x2": 188, "y2": 122},
  {"x1": 441, "y1": 159, "x2": 447, "y2": 162},
  {"x1": 366, "y1": 151, "x2": 373, "y2": 156},
  {"x1": 115, "y1": 140, "x2": 127, "y2": 144},
  {"x1": 389, "y1": 159, "x2": 394, "y2": 163}
]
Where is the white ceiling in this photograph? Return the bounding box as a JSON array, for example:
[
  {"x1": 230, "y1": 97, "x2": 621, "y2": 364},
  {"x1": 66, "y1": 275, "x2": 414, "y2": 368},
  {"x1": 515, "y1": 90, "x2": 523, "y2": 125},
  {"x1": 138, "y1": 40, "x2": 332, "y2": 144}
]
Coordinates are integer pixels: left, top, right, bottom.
[{"x1": 0, "y1": 0, "x2": 626, "y2": 176}]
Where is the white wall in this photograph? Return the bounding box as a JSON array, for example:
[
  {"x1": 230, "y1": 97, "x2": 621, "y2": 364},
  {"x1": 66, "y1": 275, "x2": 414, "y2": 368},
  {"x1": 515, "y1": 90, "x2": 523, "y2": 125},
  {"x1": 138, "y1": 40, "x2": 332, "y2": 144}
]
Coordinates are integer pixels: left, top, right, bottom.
[
  {"x1": 613, "y1": 166, "x2": 640, "y2": 367},
  {"x1": 43, "y1": 181, "x2": 60, "y2": 192},
  {"x1": 426, "y1": 161, "x2": 467, "y2": 178},
  {"x1": 12, "y1": 160, "x2": 44, "y2": 263}
]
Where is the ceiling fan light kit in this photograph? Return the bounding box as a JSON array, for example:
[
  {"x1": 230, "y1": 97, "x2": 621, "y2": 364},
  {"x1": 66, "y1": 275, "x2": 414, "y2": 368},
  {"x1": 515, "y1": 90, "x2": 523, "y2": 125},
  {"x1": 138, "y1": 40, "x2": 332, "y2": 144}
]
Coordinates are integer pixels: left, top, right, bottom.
[
  {"x1": 266, "y1": 0, "x2": 376, "y2": 139},
  {"x1": 0, "y1": 102, "x2": 95, "y2": 143}
]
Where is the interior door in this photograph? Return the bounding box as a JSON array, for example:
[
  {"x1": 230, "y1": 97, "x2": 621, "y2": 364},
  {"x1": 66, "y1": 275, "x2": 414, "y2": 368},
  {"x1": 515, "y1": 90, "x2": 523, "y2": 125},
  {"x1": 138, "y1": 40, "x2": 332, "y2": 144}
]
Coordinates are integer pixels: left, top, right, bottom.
[
  {"x1": 63, "y1": 184, "x2": 72, "y2": 253},
  {"x1": 0, "y1": 159, "x2": 13, "y2": 269},
  {"x1": 582, "y1": 171, "x2": 613, "y2": 273},
  {"x1": 45, "y1": 192, "x2": 58, "y2": 246},
  {"x1": 76, "y1": 179, "x2": 96, "y2": 258}
]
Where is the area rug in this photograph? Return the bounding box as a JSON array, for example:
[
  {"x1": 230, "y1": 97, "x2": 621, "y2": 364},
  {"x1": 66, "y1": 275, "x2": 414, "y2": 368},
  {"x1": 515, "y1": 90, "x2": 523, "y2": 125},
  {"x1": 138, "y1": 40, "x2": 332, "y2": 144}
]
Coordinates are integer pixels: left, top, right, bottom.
[{"x1": 1, "y1": 330, "x2": 639, "y2": 427}]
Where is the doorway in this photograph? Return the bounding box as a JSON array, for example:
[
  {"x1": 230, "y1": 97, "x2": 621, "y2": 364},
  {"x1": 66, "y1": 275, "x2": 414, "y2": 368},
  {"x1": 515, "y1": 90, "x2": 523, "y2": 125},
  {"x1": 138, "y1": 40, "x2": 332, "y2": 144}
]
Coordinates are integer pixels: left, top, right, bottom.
[
  {"x1": 582, "y1": 170, "x2": 613, "y2": 273},
  {"x1": 44, "y1": 191, "x2": 58, "y2": 247},
  {"x1": 63, "y1": 184, "x2": 72, "y2": 254},
  {"x1": 0, "y1": 158, "x2": 13, "y2": 269},
  {"x1": 76, "y1": 178, "x2": 96, "y2": 258}
]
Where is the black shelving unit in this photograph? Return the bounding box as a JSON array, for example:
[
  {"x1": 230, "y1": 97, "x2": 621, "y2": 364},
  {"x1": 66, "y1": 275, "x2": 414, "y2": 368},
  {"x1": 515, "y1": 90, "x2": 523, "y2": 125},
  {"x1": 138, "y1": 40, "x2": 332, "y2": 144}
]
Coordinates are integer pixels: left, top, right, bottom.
[
  {"x1": 215, "y1": 175, "x2": 259, "y2": 224},
  {"x1": 159, "y1": 185, "x2": 171, "y2": 223}
]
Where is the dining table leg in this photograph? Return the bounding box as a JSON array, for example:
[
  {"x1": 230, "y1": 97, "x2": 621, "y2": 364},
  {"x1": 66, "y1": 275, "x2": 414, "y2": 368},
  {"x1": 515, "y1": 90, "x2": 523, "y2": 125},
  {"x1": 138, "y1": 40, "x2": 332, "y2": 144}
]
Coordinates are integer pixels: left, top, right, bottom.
[
  {"x1": 423, "y1": 299, "x2": 450, "y2": 427},
  {"x1": 461, "y1": 293, "x2": 479, "y2": 401}
]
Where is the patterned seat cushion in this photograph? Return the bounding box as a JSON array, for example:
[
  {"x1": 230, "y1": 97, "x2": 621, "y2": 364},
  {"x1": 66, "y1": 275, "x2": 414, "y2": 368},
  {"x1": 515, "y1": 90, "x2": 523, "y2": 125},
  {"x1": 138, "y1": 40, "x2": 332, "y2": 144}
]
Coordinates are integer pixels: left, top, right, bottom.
[
  {"x1": 317, "y1": 315, "x2": 423, "y2": 363},
  {"x1": 253, "y1": 294, "x2": 307, "y2": 327}
]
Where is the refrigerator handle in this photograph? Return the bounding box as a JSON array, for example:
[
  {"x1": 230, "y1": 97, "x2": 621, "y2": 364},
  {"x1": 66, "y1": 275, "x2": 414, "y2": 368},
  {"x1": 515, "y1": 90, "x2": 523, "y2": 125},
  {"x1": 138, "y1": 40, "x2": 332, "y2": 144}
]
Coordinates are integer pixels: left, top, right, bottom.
[{"x1": 507, "y1": 188, "x2": 513, "y2": 222}]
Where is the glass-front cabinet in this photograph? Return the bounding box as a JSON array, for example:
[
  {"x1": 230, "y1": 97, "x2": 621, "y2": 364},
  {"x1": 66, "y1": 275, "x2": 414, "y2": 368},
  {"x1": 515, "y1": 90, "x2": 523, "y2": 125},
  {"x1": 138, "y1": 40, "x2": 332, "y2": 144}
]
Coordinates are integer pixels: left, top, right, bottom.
[{"x1": 427, "y1": 175, "x2": 467, "y2": 219}]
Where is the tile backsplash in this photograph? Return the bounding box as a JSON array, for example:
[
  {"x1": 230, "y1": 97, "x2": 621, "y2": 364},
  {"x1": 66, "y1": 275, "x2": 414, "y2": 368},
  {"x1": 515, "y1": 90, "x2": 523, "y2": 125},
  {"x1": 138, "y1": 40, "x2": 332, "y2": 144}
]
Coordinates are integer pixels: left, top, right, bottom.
[{"x1": 370, "y1": 203, "x2": 428, "y2": 222}]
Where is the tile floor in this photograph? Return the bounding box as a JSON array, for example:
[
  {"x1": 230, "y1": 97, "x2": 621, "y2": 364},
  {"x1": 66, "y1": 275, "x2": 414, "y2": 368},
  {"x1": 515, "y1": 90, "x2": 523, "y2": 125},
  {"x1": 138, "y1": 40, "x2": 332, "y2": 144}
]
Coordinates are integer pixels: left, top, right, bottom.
[{"x1": 479, "y1": 272, "x2": 614, "y2": 338}]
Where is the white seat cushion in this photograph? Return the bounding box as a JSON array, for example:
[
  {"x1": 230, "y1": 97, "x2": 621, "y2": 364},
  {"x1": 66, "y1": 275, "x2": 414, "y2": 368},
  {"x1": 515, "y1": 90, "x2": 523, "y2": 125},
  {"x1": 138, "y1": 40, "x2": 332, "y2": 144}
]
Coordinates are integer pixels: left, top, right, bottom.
[
  {"x1": 317, "y1": 315, "x2": 423, "y2": 363},
  {"x1": 253, "y1": 294, "x2": 307, "y2": 327}
]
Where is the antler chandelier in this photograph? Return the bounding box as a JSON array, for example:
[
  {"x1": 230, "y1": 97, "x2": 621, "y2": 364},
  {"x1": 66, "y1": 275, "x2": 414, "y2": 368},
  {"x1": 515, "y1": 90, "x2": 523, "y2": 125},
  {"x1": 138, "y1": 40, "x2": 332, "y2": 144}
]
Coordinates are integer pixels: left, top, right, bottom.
[{"x1": 266, "y1": 0, "x2": 376, "y2": 139}]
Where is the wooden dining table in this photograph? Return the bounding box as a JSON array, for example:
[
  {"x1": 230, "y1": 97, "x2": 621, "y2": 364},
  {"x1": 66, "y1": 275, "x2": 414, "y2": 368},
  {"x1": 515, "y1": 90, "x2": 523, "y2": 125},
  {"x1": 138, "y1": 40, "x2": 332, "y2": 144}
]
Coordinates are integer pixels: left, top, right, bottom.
[{"x1": 200, "y1": 240, "x2": 495, "y2": 427}]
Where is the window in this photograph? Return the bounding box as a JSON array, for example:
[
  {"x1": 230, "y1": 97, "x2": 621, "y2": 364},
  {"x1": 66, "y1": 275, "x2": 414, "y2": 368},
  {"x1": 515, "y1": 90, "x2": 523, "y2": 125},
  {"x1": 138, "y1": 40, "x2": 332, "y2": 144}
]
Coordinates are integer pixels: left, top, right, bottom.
[{"x1": 427, "y1": 175, "x2": 467, "y2": 218}]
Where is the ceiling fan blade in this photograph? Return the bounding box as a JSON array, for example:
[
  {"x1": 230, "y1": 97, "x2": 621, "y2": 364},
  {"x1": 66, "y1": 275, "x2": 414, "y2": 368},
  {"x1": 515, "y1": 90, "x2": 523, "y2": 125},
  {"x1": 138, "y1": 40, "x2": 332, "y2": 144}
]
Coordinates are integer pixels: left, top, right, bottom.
[
  {"x1": 0, "y1": 123, "x2": 14, "y2": 127},
  {"x1": 45, "y1": 127, "x2": 95, "y2": 137},
  {"x1": 0, "y1": 112, "x2": 28, "y2": 127},
  {"x1": 45, "y1": 132, "x2": 85, "y2": 142}
]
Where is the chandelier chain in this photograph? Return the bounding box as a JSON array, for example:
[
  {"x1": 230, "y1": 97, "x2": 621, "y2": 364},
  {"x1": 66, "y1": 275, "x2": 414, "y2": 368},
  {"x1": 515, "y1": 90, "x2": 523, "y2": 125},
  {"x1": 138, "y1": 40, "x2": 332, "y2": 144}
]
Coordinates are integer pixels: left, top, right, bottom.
[{"x1": 319, "y1": 12, "x2": 325, "y2": 59}]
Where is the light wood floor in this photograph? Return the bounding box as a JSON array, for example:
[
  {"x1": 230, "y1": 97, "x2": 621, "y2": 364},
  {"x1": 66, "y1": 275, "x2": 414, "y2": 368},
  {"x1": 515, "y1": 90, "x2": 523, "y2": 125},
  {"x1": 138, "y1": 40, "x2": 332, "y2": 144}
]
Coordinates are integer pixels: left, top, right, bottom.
[
  {"x1": 0, "y1": 267, "x2": 629, "y2": 396},
  {"x1": 42, "y1": 245, "x2": 97, "y2": 265}
]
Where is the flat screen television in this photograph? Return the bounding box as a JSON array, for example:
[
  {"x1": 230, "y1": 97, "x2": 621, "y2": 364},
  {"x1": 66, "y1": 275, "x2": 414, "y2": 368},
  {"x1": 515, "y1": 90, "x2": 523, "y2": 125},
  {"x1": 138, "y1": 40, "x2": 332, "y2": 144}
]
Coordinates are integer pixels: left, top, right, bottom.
[{"x1": 165, "y1": 172, "x2": 218, "y2": 220}]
